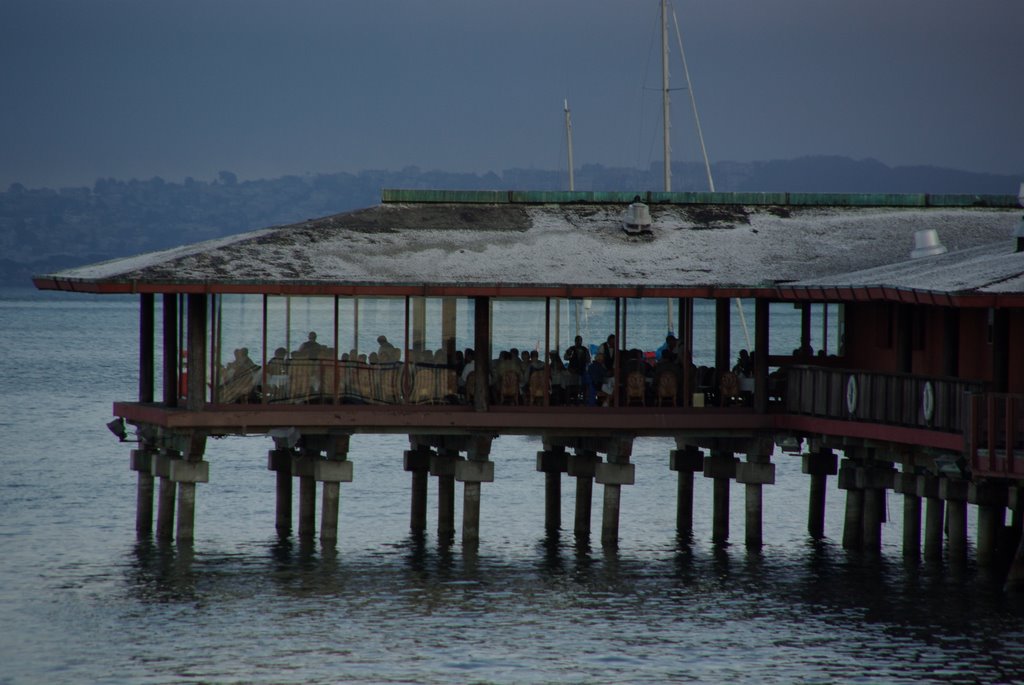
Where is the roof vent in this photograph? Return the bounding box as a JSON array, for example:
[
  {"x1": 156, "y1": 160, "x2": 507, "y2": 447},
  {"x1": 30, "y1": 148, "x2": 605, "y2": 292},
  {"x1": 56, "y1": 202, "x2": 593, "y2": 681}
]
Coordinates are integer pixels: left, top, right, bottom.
[
  {"x1": 910, "y1": 229, "x2": 947, "y2": 259},
  {"x1": 622, "y1": 199, "x2": 652, "y2": 235}
]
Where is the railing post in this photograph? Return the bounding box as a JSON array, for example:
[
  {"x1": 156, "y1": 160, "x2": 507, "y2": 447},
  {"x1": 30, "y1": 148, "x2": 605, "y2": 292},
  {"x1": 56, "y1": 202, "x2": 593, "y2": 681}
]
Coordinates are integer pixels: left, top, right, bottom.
[{"x1": 1006, "y1": 396, "x2": 1015, "y2": 476}]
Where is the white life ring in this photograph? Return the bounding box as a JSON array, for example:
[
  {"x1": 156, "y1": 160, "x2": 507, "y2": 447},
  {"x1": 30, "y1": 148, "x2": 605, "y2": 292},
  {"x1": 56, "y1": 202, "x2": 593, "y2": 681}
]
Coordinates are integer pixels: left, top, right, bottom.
[
  {"x1": 845, "y1": 375, "x2": 858, "y2": 415},
  {"x1": 922, "y1": 381, "x2": 935, "y2": 424}
]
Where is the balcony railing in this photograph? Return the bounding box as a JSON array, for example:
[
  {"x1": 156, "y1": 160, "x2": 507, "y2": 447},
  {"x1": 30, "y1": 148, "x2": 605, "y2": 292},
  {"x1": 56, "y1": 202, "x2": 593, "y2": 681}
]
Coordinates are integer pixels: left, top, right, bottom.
[
  {"x1": 785, "y1": 365, "x2": 982, "y2": 434},
  {"x1": 969, "y1": 394, "x2": 1024, "y2": 479}
]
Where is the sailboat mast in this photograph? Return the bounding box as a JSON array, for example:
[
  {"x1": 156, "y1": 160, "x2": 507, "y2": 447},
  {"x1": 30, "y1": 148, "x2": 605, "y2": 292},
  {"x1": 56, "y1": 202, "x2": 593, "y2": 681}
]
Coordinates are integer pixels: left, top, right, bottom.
[
  {"x1": 661, "y1": 0, "x2": 671, "y2": 192},
  {"x1": 564, "y1": 99, "x2": 575, "y2": 192}
]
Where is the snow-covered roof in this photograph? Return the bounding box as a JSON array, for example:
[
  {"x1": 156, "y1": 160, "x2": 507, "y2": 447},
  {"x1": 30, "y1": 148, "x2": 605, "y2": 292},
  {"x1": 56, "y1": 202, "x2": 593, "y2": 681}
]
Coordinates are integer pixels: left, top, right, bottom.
[{"x1": 33, "y1": 192, "x2": 1022, "y2": 298}]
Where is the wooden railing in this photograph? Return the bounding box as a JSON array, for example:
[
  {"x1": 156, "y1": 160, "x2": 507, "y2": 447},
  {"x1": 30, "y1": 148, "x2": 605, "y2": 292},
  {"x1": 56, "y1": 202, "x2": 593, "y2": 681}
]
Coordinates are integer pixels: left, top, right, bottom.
[
  {"x1": 785, "y1": 365, "x2": 982, "y2": 434},
  {"x1": 969, "y1": 394, "x2": 1024, "y2": 479}
]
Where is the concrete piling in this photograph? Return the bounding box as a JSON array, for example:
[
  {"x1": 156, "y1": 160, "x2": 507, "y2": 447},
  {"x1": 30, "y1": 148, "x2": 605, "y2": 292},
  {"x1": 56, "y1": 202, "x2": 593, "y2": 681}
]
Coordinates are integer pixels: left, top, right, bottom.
[
  {"x1": 670, "y1": 445, "x2": 703, "y2": 536},
  {"x1": 131, "y1": 448, "x2": 155, "y2": 536},
  {"x1": 267, "y1": 449, "x2": 293, "y2": 533},
  {"x1": 736, "y1": 454, "x2": 775, "y2": 549},
  {"x1": 918, "y1": 474, "x2": 945, "y2": 561},
  {"x1": 456, "y1": 459, "x2": 494, "y2": 546},
  {"x1": 970, "y1": 482, "x2": 1007, "y2": 568},
  {"x1": 294, "y1": 455, "x2": 317, "y2": 538},
  {"x1": 168, "y1": 457, "x2": 208, "y2": 543},
  {"x1": 894, "y1": 469, "x2": 921, "y2": 558},
  {"x1": 857, "y1": 464, "x2": 894, "y2": 552},
  {"x1": 941, "y1": 478, "x2": 969, "y2": 564},
  {"x1": 802, "y1": 447, "x2": 838, "y2": 540},
  {"x1": 567, "y1": 451, "x2": 599, "y2": 537},
  {"x1": 404, "y1": 448, "x2": 432, "y2": 532},
  {"x1": 596, "y1": 461, "x2": 635, "y2": 547},
  {"x1": 315, "y1": 459, "x2": 353, "y2": 543},
  {"x1": 153, "y1": 452, "x2": 176, "y2": 541},
  {"x1": 430, "y1": 451, "x2": 460, "y2": 540},
  {"x1": 1006, "y1": 487, "x2": 1024, "y2": 593},
  {"x1": 704, "y1": 451, "x2": 738, "y2": 544},
  {"x1": 838, "y1": 461, "x2": 863, "y2": 549},
  {"x1": 537, "y1": 449, "x2": 568, "y2": 532}
]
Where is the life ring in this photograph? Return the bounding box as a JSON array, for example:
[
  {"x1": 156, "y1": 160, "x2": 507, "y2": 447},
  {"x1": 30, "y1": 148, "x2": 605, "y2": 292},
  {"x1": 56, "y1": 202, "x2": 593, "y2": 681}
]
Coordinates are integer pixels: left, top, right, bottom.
[
  {"x1": 845, "y1": 375, "x2": 858, "y2": 415},
  {"x1": 922, "y1": 381, "x2": 935, "y2": 424}
]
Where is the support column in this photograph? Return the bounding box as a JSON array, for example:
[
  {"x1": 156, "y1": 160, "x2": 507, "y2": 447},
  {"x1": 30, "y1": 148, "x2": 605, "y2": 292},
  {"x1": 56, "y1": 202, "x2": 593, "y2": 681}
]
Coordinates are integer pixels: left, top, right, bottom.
[
  {"x1": 567, "y1": 451, "x2": 599, "y2": 537},
  {"x1": 456, "y1": 458, "x2": 495, "y2": 546},
  {"x1": 838, "y1": 460, "x2": 863, "y2": 550},
  {"x1": 316, "y1": 457, "x2": 354, "y2": 543},
  {"x1": 404, "y1": 448, "x2": 432, "y2": 533},
  {"x1": 473, "y1": 296, "x2": 490, "y2": 411},
  {"x1": 153, "y1": 451, "x2": 176, "y2": 541},
  {"x1": 704, "y1": 450, "x2": 738, "y2": 544},
  {"x1": 596, "y1": 461, "x2": 635, "y2": 547},
  {"x1": 430, "y1": 451, "x2": 461, "y2": 540},
  {"x1": 294, "y1": 454, "x2": 317, "y2": 539},
  {"x1": 736, "y1": 452, "x2": 775, "y2": 549},
  {"x1": 941, "y1": 478, "x2": 969, "y2": 564},
  {"x1": 918, "y1": 474, "x2": 945, "y2": 561},
  {"x1": 131, "y1": 448, "x2": 155, "y2": 536},
  {"x1": 169, "y1": 457, "x2": 209, "y2": 543},
  {"x1": 1006, "y1": 487, "x2": 1024, "y2": 593},
  {"x1": 267, "y1": 449, "x2": 293, "y2": 533},
  {"x1": 802, "y1": 446, "x2": 838, "y2": 540},
  {"x1": 857, "y1": 464, "x2": 895, "y2": 552},
  {"x1": 536, "y1": 448, "x2": 568, "y2": 532},
  {"x1": 970, "y1": 481, "x2": 1008, "y2": 568},
  {"x1": 714, "y1": 299, "x2": 731, "y2": 384},
  {"x1": 670, "y1": 445, "x2": 704, "y2": 535},
  {"x1": 894, "y1": 468, "x2": 921, "y2": 558}
]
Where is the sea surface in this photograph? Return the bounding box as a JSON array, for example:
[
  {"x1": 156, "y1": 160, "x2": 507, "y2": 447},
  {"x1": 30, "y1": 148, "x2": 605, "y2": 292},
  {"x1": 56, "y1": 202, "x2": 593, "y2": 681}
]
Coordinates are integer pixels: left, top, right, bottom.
[{"x1": 1, "y1": 287, "x2": 1023, "y2": 684}]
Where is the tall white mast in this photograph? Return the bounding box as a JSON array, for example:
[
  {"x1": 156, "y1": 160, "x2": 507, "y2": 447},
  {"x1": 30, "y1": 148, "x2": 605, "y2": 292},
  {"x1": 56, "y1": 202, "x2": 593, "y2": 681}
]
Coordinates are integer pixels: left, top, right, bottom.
[
  {"x1": 564, "y1": 99, "x2": 575, "y2": 191},
  {"x1": 671, "y1": 7, "x2": 715, "y2": 191},
  {"x1": 661, "y1": 0, "x2": 671, "y2": 192}
]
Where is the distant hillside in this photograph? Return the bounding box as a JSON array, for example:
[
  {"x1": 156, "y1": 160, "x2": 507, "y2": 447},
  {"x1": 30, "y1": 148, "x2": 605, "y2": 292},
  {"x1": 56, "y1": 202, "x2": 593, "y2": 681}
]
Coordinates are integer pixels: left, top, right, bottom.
[{"x1": 2, "y1": 158, "x2": 1019, "y2": 286}]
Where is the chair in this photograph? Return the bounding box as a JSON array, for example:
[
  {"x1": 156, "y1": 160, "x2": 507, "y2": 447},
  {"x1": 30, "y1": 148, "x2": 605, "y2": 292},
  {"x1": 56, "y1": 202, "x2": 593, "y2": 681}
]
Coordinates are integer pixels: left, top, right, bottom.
[
  {"x1": 464, "y1": 371, "x2": 476, "y2": 404},
  {"x1": 655, "y1": 369, "x2": 678, "y2": 407},
  {"x1": 625, "y1": 371, "x2": 646, "y2": 406},
  {"x1": 719, "y1": 371, "x2": 740, "y2": 407},
  {"x1": 499, "y1": 370, "x2": 520, "y2": 405},
  {"x1": 409, "y1": 365, "x2": 436, "y2": 404},
  {"x1": 528, "y1": 371, "x2": 547, "y2": 406}
]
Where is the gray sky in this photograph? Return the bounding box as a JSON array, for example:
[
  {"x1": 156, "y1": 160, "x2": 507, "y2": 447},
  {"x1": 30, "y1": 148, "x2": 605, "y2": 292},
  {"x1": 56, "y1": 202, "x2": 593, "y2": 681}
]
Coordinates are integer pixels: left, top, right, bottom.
[{"x1": 2, "y1": 0, "x2": 1022, "y2": 189}]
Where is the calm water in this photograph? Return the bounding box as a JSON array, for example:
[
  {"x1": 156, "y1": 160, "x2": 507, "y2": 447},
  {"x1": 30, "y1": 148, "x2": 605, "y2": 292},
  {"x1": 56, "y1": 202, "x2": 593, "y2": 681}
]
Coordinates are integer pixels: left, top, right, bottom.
[{"x1": 1, "y1": 287, "x2": 1023, "y2": 684}]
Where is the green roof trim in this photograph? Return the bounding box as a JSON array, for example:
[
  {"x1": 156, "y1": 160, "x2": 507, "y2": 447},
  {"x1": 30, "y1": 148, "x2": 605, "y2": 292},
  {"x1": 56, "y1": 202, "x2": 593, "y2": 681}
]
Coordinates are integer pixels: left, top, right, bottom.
[{"x1": 381, "y1": 189, "x2": 1021, "y2": 208}]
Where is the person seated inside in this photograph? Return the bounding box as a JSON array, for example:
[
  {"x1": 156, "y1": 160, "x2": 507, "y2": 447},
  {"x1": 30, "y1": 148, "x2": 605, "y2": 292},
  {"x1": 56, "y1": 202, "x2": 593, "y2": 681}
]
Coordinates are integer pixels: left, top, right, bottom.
[
  {"x1": 460, "y1": 349, "x2": 475, "y2": 392},
  {"x1": 492, "y1": 350, "x2": 521, "y2": 403},
  {"x1": 598, "y1": 334, "x2": 617, "y2": 371},
  {"x1": 377, "y1": 335, "x2": 399, "y2": 363},
  {"x1": 564, "y1": 335, "x2": 590, "y2": 378},
  {"x1": 733, "y1": 349, "x2": 753, "y2": 377},
  {"x1": 297, "y1": 332, "x2": 327, "y2": 359},
  {"x1": 586, "y1": 352, "x2": 609, "y2": 406}
]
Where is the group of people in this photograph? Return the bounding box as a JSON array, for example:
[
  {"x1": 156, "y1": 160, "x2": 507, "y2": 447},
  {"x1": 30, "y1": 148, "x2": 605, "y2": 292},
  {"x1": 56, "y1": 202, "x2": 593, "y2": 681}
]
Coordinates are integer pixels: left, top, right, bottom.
[{"x1": 217, "y1": 328, "x2": 766, "y2": 408}]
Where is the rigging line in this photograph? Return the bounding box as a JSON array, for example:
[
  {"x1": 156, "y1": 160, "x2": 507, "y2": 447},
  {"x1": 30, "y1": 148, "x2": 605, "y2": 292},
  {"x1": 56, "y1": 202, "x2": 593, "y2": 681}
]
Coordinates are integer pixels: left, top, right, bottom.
[
  {"x1": 670, "y1": 2, "x2": 715, "y2": 192},
  {"x1": 636, "y1": 4, "x2": 663, "y2": 174}
]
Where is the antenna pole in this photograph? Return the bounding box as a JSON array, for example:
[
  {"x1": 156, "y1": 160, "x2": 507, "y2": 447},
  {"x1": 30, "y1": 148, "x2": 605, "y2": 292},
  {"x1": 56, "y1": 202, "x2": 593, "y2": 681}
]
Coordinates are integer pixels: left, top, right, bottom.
[
  {"x1": 564, "y1": 99, "x2": 575, "y2": 192},
  {"x1": 661, "y1": 0, "x2": 671, "y2": 192}
]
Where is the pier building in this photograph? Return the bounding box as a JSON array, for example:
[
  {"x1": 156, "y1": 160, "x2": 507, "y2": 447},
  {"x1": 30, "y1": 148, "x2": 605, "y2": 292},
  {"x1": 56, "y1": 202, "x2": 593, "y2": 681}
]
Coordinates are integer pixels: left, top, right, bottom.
[{"x1": 33, "y1": 189, "x2": 1024, "y2": 587}]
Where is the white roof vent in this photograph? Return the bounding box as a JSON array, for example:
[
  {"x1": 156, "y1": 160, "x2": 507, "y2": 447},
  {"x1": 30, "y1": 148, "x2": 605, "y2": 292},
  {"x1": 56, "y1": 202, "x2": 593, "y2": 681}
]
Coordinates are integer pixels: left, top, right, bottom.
[
  {"x1": 910, "y1": 229, "x2": 947, "y2": 259},
  {"x1": 622, "y1": 201, "x2": 652, "y2": 235}
]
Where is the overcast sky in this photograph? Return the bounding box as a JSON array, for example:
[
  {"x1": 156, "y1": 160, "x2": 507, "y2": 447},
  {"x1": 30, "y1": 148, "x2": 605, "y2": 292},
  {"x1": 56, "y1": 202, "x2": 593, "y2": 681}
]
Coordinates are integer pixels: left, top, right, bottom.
[{"x1": 2, "y1": 0, "x2": 1022, "y2": 189}]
